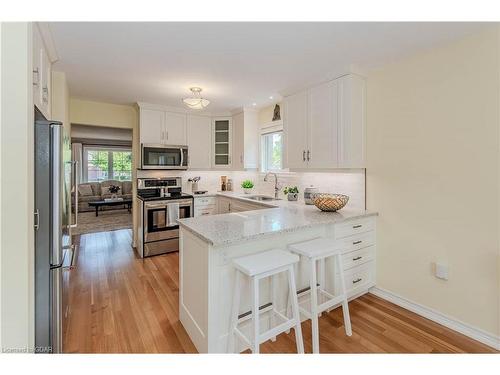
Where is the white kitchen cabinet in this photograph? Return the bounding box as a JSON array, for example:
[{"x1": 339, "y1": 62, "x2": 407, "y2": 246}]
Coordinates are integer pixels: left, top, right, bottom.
[
  {"x1": 139, "y1": 108, "x2": 187, "y2": 146},
  {"x1": 217, "y1": 196, "x2": 231, "y2": 214},
  {"x1": 32, "y1": 26, "x2": 43, "y2": 113},
  {"x1": 284, "y1": 74, "x2": 366, "y2": 170},
  {"x1": 284, "y1": 91, "x2": 308, "y2": 169},
  {"x1": 140, "y1": 108, "x2": 165, "y2": 144},
  {"x1": 194, "y1": 196, "x2": 217, "y2": 217},
  {"x1": 187, "y1": 115, "x2": 212, "y2": 169},
  {"x1": 232, "y1": 109, "x2": 259, "y2": 171},
  {"x1": 338, "y1": 75, "x2": 366, "y2": 168},
  {"x1": 33, "y1": 24, "x2": 51, "y2": 119},
  {"x1": 212, "y1": 118, "x2": 232, "y2": 168},
  {"x1": 308, "y1": 80, "x2": 339, "y2": 168},
  {"x1": 232, "y1": 112, "x2": 244, "y2": 170},
  {"x1": 165, "y1": 111, "x2": 187, "y2": 145},
  {"x1": 228, "y1": 199, "x2": 266, "y2": 213}
]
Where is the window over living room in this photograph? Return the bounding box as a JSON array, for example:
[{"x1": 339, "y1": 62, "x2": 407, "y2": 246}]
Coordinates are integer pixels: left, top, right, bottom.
[{"x1": 83, "y1": 146, "x2": 132, "y2": 182}]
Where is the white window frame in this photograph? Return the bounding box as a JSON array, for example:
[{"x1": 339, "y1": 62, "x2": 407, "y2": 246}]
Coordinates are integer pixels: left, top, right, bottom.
[
  {"x1": 260, "y1": 129, "x2": 284, "y2": 173},
  {"x1": 83, "y1": 145, "x2": 132, "y2": 182}
]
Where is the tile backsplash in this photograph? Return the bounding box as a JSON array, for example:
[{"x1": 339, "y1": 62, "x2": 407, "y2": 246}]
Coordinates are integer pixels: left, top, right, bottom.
[{"x1": 137, "y1": 169, "x2": 366, "y2": 210}]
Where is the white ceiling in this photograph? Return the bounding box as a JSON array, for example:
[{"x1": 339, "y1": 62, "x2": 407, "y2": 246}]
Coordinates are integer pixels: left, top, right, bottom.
[{"x1": 49, "y1": 22, "x2": 484, "y2": 112}]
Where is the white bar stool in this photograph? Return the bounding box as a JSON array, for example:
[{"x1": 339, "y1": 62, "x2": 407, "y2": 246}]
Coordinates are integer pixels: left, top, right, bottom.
[
  {"x1": 227, "y1": 249, "x2": 304, "y2": 354},
  {"x1": 288, "y1": 238, "x2": 352, "y2": 353}
]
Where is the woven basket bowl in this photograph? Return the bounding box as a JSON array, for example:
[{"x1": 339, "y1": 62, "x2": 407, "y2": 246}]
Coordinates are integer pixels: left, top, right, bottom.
[{"x1": 311, "y1": 193, "x2": 349, "y2": 212}]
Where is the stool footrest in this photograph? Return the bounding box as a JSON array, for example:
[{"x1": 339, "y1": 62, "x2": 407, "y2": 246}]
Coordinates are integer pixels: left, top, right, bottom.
[{"x1": 236, "y1": 318, "x2": 298, "y2": 347}]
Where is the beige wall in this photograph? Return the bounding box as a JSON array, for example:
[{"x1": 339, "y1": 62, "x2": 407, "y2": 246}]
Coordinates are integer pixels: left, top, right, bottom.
[
  {"x1": 367, "y1": 27, "x2": 500, "y2": 337},
  {"x1": 70, "y1": 98, "x2": 137, "y2": 129},
  {"x1": 0, "y1": 22, "x2": 34, "y2": 350},
  {"x1": 69, "y1": 98, "x2": 139, "y2": 246}
]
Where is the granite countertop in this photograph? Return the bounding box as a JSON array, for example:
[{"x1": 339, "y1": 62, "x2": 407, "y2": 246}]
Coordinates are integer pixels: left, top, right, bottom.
[{"x1": 178, "y1": 191, "x2": 377, "y2": 246}]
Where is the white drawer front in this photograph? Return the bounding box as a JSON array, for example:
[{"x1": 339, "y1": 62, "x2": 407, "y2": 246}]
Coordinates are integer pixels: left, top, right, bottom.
[
  {"x1": 194, "y1": 207, "x2": 216, "y2": 217},
  {"x1": 194, "y1": 196, "x2": 216, "y2": 207},
  {"x1": 337, "y1": 231, "x2": 376, "y2": 254},
  {"x1": 341, "y1": 245, "x2": 375, "y2": 270},
  {"x1": 335, "y1": 260, "x2": 375, "y2": 296},
  {"x1": 335, "y1": 217, "x2": 375, "y2": 239}
]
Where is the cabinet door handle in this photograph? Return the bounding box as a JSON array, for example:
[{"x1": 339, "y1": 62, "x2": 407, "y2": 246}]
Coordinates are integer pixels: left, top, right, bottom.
[
  {"x1": 307, "y1": 150, "x2": 310, "y2": 161},
  {"x1": 353, "y1": 240, "x2": 362, "y2": 245},
  {"x1": 34, "y1": 209, "x2": 40, "y2": 230},
  {"x1": 352, "y1": 278, "x2": 362, "y2": 284},
  {"x1": 353, "y1": 256, "x2": 362, "y2": 261},
  {"x1": 302, "y1": 150, "x2": 306, "y2": 161},
  {"x1": 33, "y1": 68, "x2": 39, "y2": 86},
  {"x1": 353, "y1": 224, "x2": 362, "y2": 229},
  {"x1": 42, "y1": 86, "x2": 49, "y2": 103}
]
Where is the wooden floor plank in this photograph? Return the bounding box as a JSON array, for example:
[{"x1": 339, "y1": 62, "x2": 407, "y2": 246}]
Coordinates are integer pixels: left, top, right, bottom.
[{"x1": 63, "y1": 229, "x2": 497, "y2": 354}]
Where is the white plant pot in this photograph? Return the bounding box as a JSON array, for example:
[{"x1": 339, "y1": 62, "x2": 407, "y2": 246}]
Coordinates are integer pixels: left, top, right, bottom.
[{"x1": 243, "y1": 188, "x2": 253, "y2": 194}]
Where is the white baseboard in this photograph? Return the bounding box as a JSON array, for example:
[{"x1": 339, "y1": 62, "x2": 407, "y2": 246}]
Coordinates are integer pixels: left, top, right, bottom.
[{"x1": 369, "y1": 287, "x2": 500, "y2": 351}]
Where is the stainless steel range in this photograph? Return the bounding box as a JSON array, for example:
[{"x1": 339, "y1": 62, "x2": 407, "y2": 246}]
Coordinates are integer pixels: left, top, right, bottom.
[{"x1": 137, "y1": 177, "x2": 193, "y2": 257}]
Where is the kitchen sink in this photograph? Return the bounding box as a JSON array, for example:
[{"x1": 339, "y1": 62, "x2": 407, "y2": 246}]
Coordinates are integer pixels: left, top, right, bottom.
[{"x1": 246, "y1": 195, "x2": 281, "y2": 201}]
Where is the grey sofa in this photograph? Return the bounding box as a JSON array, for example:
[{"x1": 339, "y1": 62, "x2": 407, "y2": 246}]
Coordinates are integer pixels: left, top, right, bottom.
[{"x1": 73, "y1": 180, "x2": 133, "y2": 212}]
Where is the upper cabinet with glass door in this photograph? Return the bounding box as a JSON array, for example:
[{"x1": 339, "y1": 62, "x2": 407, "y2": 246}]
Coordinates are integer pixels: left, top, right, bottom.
[{"x1": 212, "y1": 118, "x2": 232, "y2": 168}]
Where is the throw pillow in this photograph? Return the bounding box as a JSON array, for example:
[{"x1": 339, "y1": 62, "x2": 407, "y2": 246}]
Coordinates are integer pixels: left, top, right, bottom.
[{"x1": 78, "y1": 184, "x2": 93, "y2": 196}]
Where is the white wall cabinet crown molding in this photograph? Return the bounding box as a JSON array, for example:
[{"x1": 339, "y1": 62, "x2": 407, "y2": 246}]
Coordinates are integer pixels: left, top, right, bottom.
[{"x1": 283, "y1": 74, "x2": 366, "y2": 171}]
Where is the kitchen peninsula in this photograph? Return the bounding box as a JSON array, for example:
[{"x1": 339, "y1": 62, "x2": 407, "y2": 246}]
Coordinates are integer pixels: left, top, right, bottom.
[{"x1": 177, "y1": 194, "x2": 377, "y2": 353}]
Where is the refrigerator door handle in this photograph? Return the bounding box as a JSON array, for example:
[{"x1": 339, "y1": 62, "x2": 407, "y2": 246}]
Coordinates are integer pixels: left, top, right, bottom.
[{"x1": 70, "y1": 160, "x2": 78, "y2": 229}]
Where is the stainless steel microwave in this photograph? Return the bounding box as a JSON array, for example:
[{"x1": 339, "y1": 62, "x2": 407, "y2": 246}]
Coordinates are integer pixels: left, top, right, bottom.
[{"x1": 141, "y1": 144, "x2": 188, "y2": 170}]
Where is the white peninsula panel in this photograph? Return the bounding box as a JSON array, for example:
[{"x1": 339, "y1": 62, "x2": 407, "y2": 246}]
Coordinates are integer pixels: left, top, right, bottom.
[{"x1": 178, "y1": 200, "x2": 377, "y2": 353}]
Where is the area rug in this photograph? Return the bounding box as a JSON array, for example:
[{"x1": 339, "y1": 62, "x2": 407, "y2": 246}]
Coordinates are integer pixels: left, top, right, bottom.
[{"x1": 72, "y1": 209, "x2": 132, "y2": 235}]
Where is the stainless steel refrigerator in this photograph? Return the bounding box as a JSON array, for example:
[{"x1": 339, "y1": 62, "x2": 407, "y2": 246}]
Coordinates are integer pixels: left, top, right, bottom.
[{"x1": 34, "y1": 109, "x2": 75, "y2": 353}]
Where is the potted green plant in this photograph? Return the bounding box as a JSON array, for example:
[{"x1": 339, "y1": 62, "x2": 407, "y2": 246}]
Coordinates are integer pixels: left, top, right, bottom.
[
  {"x1": 283, "y1": 186, "x2": 299, "y2": 201},
  {"x1": 241, "y1": 180, "x2": 254, "y2": 194}
]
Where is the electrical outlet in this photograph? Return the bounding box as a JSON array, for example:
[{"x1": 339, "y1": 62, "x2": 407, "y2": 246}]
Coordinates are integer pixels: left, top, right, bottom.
[{"x1": 435, "y1": 263, "x2": 449, "y2": 280}]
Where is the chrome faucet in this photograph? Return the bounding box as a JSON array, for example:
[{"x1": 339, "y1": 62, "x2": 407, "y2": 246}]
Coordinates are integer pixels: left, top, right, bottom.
[{"x1": 264, "y1": 172, "x2": 280, "y2": 199}]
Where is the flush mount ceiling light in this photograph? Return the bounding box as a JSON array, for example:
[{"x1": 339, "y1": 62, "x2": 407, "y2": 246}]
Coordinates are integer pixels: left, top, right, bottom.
[{"x1": 182, "y1": 87, "x2": 210, "y2": 110}]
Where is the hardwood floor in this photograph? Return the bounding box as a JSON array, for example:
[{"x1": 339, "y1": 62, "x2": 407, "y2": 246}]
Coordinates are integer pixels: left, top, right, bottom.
[{"x1": 63, "y1": 229, "x2": 497, "y2": 354}]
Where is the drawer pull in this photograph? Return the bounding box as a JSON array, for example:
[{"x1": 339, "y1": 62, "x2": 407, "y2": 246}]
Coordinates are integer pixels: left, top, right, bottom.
[
  {"x1": 353, "y1": 224, "x2": 362, "y2": 229},
  {"x1": 353, "y1": 240, "x2": 362, "y2": 245},
  {"x1": 353, "y1": 256, "x2": 362, "y2": 261},
  {"x1": 352, "y1": 278, "x2": 362, "y2": 284}
]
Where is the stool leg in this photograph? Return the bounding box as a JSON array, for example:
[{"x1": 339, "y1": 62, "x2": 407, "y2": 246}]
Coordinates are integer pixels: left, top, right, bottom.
[
  {"x1": 227, "y1": 270, "x2": 241, "y2": 353},
  {"x1": 318, "y1": 258, "x2": 326, "y2": 316},
  {"x1": 287, "y1": 265, "x2": 304, "y2": 354},
  {"x1": 270, "y1": 274, "x2": 277, "y2": 342},
  {"x1": 285, "y1": 261, "x2": 297, "y2": 334},
  {"x1": 309, "y1": 258, "x2": 320, "y2": 353},
  {"x1": 251, "y1": 276, "x2": 260, "y2": 354},
  {"x1": 336, "y1": 253, "x2": 352, "y2": 337}
]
